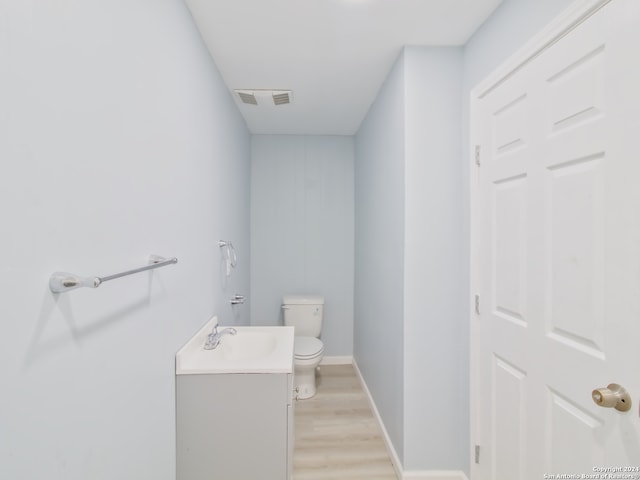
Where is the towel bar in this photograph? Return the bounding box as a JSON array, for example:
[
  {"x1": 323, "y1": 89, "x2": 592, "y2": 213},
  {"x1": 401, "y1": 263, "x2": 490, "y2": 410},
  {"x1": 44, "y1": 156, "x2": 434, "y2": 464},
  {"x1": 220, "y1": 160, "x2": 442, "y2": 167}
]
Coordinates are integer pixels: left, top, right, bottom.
[{"x1": 49, "y1": 255, "x2": 178, "y2": 293}]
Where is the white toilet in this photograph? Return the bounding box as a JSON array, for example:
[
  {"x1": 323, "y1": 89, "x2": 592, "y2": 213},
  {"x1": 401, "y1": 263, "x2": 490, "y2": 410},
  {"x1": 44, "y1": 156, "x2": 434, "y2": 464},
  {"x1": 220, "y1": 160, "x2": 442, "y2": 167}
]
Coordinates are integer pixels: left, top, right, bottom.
[{"x1": 282, "y1": 295, "x2": 325, "y2": 400}]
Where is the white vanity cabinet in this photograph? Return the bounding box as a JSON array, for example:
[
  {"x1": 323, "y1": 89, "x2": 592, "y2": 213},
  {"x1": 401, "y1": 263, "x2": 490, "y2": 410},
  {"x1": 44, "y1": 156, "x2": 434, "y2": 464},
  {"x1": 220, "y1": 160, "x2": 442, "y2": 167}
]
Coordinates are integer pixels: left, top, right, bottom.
[
  {"x1": 175, "y1": 322, "x2": 295, "y2": 480},
  {"x1": 176, "y1": 372, "x2": 294, "y2": 480}
]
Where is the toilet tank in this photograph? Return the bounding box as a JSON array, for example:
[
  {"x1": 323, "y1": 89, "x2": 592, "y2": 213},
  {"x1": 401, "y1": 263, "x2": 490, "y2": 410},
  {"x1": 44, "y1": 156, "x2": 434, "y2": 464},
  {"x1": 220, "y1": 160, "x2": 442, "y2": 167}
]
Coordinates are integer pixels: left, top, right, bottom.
[{"x1": 282, "y1": 295, "x2": 324, "y2": 338}]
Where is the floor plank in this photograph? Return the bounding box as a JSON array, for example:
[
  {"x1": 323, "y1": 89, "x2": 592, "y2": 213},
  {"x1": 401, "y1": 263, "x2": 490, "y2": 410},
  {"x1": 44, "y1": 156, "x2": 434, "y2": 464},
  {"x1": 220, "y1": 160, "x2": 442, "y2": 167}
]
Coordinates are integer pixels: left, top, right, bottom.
[{"x1": 293, "y1": 364, "x2": 398, "y2": 480}]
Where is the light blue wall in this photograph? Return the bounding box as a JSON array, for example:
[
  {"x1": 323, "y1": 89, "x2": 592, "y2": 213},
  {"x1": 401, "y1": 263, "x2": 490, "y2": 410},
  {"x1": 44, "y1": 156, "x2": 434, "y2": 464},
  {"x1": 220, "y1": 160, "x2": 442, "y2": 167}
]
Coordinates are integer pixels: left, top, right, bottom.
[
  {"x1": 0, "y1": 1, "x2": 250, "y2": 478},
  {"x1": 250, "y1": 135, "x2": 354, "y2": 356},
  {"x1": 403, "y1": 46, "x2": 464, "y2": 471},
  {"x1": 354, "y1": 53, "x2": 406, "y2": 461},
  {"x1": 354, "y1": 1, "x2": 578, "y2": 475},
  {"x1": 355, "y1": 47, "x2": 464, "y2": 472}
]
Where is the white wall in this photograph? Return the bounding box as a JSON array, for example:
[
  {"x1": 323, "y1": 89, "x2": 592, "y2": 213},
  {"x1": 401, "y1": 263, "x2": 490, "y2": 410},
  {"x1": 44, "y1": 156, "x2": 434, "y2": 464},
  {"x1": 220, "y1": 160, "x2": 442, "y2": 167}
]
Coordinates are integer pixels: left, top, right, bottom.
[
  {"x1": 250, "y1": 135, "x2": 354, "y2": 356},
  {"x1": 0, "y1": 1, "x2": 250, "y2": 479}
]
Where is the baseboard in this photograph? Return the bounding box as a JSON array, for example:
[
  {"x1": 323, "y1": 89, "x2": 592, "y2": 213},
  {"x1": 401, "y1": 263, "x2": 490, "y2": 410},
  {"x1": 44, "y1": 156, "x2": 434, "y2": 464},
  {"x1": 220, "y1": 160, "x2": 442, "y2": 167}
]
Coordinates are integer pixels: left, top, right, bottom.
[
  {"x1": 352, "y1": 359, "x2": 404, "y2": 480},
  {"x1": 403, "y1": 472, "x2": 469, "y2": 480},
  {"x1": 352, "y1": 359, "x2": 469, "y2": 480},
  {"x1": 320, "y1": 355, "x2": 353, "y2": 365}
]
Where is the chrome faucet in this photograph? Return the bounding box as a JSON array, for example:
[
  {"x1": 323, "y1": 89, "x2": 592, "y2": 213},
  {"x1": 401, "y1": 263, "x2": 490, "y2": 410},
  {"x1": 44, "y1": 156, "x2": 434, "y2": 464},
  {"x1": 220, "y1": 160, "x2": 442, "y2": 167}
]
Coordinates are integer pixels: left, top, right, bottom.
[{"x1": 204, "y1": 323, "x2": 237, "y2": 350}]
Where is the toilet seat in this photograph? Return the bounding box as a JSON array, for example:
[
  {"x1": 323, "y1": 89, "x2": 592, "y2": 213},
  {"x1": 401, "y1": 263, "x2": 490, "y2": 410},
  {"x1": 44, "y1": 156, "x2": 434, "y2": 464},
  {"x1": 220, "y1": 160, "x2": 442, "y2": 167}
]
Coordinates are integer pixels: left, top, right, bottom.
[{"x1": 294, "y1": 336, "x2": 324, "y2": 359}]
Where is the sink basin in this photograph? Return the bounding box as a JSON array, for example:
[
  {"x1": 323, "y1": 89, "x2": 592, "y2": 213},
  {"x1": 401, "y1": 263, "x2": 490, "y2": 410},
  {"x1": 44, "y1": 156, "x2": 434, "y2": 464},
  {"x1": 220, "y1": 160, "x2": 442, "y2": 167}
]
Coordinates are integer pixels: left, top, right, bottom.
[
  {"x1": 176, "y1": 317, "x2": 294, "y2": 375},
  {"x1": 220, "y1": 331, "x2": 277, "y2": 361}
]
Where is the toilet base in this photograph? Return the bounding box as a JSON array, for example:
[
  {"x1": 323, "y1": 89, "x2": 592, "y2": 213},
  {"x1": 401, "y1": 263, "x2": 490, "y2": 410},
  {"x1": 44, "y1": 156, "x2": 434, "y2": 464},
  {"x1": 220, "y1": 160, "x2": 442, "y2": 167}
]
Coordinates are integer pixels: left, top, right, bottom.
[
  {"x1": 296, "y1": 383, "x2": 316, "y2": 400},
  {"x1": 294, "y1": 363, "x2": 320, "y2": 400}
]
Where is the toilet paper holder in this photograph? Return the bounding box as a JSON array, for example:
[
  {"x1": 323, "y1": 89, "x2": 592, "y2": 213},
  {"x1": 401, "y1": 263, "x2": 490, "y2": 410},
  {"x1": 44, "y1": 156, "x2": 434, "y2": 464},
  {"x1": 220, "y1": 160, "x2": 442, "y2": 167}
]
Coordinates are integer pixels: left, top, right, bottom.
[{"x1": 591, "y1": 383, "x2": 631, "y2": 412}]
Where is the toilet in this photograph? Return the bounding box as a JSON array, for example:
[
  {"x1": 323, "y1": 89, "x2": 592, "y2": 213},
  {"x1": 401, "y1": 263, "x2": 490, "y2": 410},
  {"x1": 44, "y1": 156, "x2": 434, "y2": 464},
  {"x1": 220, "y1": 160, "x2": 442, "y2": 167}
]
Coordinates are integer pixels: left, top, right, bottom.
[{"x1": 282, "y1": 295, "x2": 325, "y2": 400}]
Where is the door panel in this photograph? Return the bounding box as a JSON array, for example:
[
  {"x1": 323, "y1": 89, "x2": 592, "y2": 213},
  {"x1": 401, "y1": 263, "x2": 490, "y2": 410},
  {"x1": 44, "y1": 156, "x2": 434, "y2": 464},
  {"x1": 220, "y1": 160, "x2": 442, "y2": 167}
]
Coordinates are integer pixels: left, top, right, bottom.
[
  {"x1": 547, "y1": 155, "x2": 605, "y2": 356},
  {"x1": 493, "y1": 174, "x2": 527, "y2": 325},
  {"x1": 547, "y1": 389, "x2": 605, "y2": 471},
  {"x1": 493, "y1": 355, "x2": 526, "y2": 479}
]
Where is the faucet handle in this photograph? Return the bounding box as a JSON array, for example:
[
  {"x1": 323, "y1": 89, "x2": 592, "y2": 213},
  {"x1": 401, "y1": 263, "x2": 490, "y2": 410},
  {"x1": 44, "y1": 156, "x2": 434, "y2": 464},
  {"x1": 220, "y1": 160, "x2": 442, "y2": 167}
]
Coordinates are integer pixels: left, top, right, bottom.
[{"x1": 230, "y1": 294, "x2": 245, "y2": 305}]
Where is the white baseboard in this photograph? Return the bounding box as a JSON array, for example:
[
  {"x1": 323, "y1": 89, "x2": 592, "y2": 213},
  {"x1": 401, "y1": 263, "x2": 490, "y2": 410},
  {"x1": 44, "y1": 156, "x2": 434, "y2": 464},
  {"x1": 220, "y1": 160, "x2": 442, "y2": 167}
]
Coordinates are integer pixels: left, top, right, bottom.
[
  {"x1": 320, "y1": 355, "x2": 353, "y2": 365},
  {"x1": 352, "y1": 359, "x2": 469, "y2": 480},
  {"x1": 352, "y1": 358, "x2": 404, "y2": 479},
  {"x1": 403, "y1": 472, "x2": 469, "y2": 480}
]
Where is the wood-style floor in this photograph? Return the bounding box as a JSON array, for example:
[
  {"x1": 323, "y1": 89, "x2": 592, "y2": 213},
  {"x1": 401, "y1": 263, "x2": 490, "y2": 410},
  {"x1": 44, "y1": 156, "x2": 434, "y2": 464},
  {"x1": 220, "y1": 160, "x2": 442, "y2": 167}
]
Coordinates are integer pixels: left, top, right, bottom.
[{"x1": 293, "y1": 364, "x2": 398, "y2": 480}]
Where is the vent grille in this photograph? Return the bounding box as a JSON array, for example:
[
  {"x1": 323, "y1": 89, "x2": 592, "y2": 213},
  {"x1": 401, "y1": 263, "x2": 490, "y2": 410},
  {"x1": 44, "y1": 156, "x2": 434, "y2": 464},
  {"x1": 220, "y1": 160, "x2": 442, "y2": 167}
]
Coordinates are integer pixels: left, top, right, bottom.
[
  {"x1": 272, "y1": 92, "x2": 290, "y2": 105},
  {"x1": 236, "y1": 91, "x2": 257, "y2": 105},
  {"x1": 233, "y1": 89, "x2": 292, "y2": 106}
]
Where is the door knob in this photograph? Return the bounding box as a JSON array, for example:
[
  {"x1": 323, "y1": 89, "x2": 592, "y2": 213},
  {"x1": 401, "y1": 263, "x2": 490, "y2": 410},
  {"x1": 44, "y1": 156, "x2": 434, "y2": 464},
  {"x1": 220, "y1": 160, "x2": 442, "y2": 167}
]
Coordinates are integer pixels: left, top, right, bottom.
[{"x1": 591, "y1": 383, "x2": 631, "y2": 412}]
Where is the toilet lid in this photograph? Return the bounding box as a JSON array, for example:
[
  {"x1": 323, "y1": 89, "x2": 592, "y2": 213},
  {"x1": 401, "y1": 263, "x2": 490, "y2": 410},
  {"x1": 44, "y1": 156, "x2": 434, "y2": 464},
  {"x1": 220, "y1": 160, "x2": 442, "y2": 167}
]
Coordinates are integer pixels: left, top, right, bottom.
[{"x1": 294, "y1": 336, "x2": 324, "y2": 358}]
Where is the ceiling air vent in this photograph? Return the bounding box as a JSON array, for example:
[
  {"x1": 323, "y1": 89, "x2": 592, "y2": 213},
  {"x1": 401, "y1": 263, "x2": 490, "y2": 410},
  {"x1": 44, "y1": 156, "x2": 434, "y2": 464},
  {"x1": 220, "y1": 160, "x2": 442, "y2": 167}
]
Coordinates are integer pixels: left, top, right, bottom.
[
  {"x1": 233, "y1": 89, "x2": 292, "y2": 106},
  {"x1": 272, "y1": 91, "x2": 291, "y2": 105},
  {"x1": 235, "y1": 90, "x2": 257, "y2": 105}
]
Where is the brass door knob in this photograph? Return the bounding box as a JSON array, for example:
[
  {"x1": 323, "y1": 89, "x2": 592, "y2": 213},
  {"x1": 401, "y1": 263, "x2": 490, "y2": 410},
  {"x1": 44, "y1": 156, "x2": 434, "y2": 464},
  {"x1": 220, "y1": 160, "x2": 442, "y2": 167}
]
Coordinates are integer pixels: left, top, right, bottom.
[{"x1": 592, "y1": 383, "x2": 631, "y2": 412}]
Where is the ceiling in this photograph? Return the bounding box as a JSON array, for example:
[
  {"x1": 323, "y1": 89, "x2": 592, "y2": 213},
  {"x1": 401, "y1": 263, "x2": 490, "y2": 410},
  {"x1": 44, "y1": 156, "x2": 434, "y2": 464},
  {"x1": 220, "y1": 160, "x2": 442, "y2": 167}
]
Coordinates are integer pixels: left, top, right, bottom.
[{"x1": 183, "y1": 0, "x2": 503, "y2": 135}]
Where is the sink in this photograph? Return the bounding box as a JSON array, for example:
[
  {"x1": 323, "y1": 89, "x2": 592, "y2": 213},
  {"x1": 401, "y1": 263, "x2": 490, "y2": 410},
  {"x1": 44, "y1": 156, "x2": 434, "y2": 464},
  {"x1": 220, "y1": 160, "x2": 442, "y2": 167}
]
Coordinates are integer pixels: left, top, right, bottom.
[
  {"x1": 176, "y1": 317, "x2": 294, "y2": 375},
  {"x1": 220, "y1": 331, "x2": 277, "y2": 361}
]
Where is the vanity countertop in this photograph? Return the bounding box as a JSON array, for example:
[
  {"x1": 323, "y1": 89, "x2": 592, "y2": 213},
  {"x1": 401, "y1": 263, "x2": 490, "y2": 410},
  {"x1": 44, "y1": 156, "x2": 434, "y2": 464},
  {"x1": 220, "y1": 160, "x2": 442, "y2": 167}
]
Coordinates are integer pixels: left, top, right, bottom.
[{"x1": 176, "y1": 317, "x2": 294, "y2": 375}]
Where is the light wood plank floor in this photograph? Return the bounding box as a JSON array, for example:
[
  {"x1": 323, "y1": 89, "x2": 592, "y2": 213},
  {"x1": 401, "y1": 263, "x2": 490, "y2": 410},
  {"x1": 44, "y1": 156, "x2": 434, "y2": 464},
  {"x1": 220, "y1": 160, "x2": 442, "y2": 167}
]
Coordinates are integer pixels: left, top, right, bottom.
[{"x1": 293, "y1": 364, "x2": 398, "y2": 480}]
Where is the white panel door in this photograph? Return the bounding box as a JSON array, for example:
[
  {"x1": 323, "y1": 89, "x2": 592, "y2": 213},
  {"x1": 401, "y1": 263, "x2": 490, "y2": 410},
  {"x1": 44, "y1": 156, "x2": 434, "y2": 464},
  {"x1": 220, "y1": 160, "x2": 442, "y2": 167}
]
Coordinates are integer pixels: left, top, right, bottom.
[{"x1": 471, "y1": 1, "x2": 640, "y2": 478}]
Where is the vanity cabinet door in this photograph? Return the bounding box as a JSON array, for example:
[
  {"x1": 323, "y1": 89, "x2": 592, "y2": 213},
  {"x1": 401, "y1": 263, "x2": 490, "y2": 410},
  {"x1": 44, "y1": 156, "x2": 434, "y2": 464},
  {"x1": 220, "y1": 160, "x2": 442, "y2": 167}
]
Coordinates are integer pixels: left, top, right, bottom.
[{"x1": 177, "y1": 373, "x2": 289, "y2": 480}]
